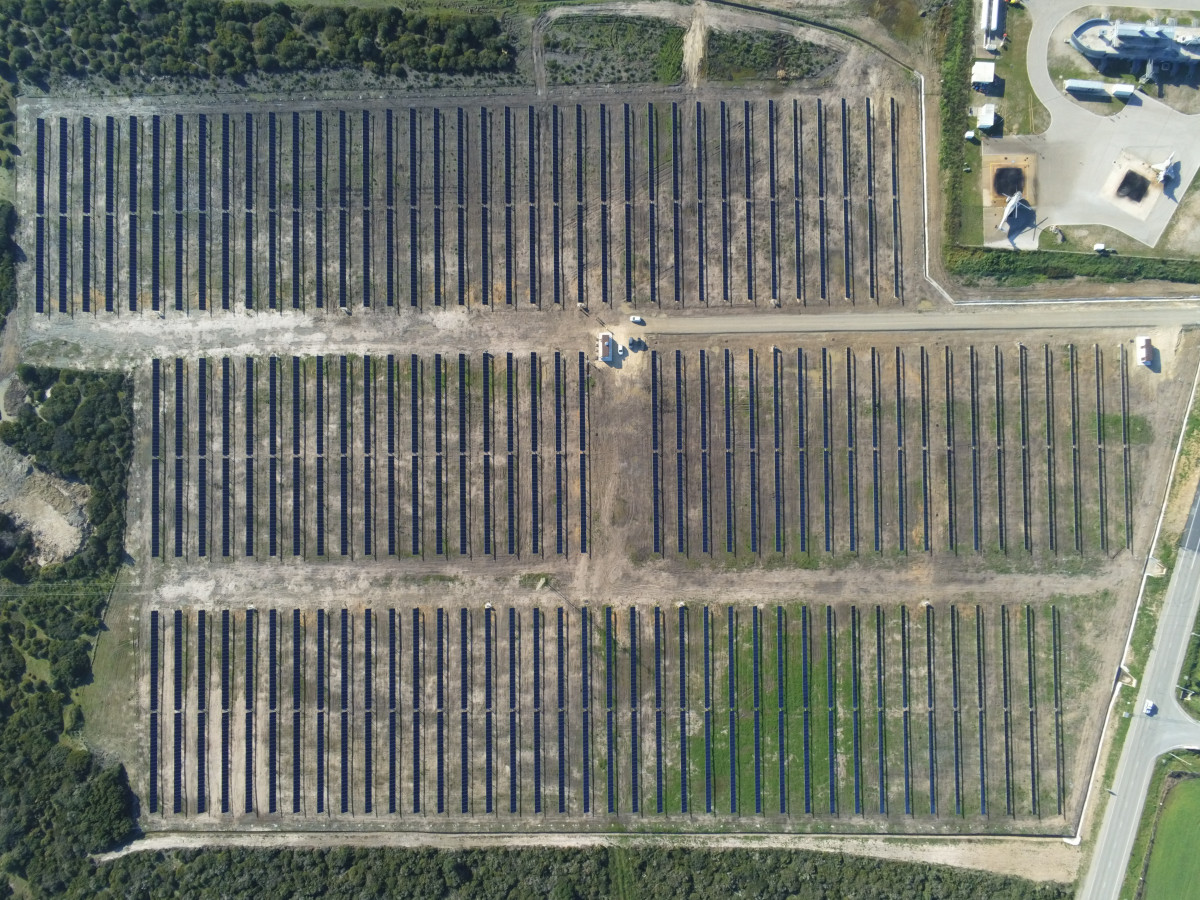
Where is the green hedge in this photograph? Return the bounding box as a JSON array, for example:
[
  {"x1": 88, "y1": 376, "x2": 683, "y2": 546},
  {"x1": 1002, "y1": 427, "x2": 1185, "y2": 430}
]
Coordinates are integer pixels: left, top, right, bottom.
[
  {"x1": 947, "y1": 246, "x2": 1200, "y2": 285},
  {"x1": 938, "y1": 0, "x2": 976, "y2": 245}
]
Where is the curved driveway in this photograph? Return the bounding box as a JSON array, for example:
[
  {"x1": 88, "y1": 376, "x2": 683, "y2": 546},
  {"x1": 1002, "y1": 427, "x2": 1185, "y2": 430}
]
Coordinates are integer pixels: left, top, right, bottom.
[{"x1": 1007, "y1": 2, "x2": 1200, "y2": 247}]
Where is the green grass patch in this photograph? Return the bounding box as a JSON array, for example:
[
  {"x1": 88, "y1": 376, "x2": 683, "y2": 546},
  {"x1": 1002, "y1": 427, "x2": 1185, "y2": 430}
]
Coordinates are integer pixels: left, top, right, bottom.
[
  {"x1": 992, "y1": 7, "x2": 1050, "y2": 135},
  {"x1": 1092, "y1": 412, "x2": 1152, "y2": 446},
  {"x1": 1119, "y1": 753, "x2": 1200, "y2": 899},
  {"x1": 544, "y1": 16, "x2": 684, "y2": 86},
  {"x1": 867, "y1": 0, "x2": 924, "y2": 42},
  {"x1": 703, "y1": 30, "x2": 838, "y2": 83},
  {"x1": 958, "y1": 139, "x2": 984, "y2": 246},
  {"x1": 1143, "y1": 773, "x2": 1200, "y2": 898}
]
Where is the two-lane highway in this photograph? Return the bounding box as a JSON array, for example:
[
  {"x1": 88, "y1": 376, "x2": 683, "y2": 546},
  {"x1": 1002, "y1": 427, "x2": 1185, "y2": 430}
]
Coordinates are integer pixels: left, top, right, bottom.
[{"x1": 1081, "y1": 487, "x2": 1200, "y2": 899}]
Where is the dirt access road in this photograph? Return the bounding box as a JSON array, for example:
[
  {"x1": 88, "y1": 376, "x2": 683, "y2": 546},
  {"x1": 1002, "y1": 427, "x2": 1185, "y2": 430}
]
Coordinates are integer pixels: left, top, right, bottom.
[{"x1": 98, "y1": 828, "x2": 1080, "y2": 884}]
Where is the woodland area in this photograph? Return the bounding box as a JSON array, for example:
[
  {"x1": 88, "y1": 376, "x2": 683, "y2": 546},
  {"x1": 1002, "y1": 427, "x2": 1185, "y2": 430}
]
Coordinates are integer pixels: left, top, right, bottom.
[{"x1": 86, "y1": 845, "x2": 1073, "y2": 899}]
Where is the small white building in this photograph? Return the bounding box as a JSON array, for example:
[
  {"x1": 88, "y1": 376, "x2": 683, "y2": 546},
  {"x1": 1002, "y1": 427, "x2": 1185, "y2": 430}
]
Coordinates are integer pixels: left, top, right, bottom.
[
  {"x1": 971, "y1": 60, "x2": 996, "y2": 88},
  {"x1": 597, "y1": 332, "x2": 615, "y2": 364},
  {"x1": 977, "y1": 104, "x2": 997, "y2": 130}
]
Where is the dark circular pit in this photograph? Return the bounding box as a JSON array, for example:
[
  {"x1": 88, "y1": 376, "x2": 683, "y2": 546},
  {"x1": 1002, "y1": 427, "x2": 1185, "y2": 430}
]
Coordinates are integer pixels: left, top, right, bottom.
[
  {"x1": 1117, "y1": 170, "x2": 1149, "y2": 203},
  {"x1": 993, "y1": 166, "x2": 1024, "y2": 196}
]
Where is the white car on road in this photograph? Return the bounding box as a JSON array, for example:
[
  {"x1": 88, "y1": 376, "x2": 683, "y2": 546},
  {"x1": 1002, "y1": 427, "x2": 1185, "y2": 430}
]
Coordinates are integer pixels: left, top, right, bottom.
[
  {"x1": 629, "y1": 315, "x2": 645, "y2": 325},
  {"x1": 1144, "y1": 699, "x2": 1157, "y2": 716}
]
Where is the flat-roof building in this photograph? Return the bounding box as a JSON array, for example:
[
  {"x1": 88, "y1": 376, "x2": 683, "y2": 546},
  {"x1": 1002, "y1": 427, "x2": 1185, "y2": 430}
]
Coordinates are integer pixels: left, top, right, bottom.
[
  {"x1": 971, "y1": 60, "x2": 996, "y2": 86},
  {"x1": 597, "y1": 332, "x2": 615, "y2": 364}
]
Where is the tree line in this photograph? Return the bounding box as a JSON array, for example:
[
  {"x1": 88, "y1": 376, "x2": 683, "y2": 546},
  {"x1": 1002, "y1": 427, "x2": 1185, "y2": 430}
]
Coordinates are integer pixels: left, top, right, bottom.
[
  {"x1": 0, "y1": 0, "x2": 515, "y2": 167},
  {"x1": 86, "y1": 844, "x2": 1071, "y2": 899}
]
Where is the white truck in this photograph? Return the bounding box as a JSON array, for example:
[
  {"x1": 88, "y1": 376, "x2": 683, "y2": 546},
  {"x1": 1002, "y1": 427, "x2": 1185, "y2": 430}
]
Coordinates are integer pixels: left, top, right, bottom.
[{"x1": 1137, "y1": 336, "x2": 1153, "y2": 367}]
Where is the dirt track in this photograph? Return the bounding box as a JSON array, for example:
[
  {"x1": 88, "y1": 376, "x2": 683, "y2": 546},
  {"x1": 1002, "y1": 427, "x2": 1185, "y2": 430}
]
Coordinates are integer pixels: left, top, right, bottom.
[{"x1": 97, "y1": 828, "x2": 1079, "y2": 883}]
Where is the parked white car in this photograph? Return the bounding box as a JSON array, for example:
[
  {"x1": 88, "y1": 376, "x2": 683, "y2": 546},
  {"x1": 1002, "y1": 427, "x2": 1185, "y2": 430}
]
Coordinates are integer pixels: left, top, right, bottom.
[{"x1": 629, "y1": 315, "x2": 645, "y2": 325}]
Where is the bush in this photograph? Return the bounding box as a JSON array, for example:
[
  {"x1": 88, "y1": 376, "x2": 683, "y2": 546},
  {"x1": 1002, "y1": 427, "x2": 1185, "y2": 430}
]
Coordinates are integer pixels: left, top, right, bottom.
[{"x1": 704, "y1": 31, "x2": 838, "y2": 81}]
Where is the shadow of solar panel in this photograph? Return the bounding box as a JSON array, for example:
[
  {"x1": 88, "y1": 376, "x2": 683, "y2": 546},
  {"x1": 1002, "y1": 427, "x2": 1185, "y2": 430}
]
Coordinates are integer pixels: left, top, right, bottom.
[
  {"x1": 388, "y1": 710, "x2": 397, "y2": 814},
  {"x1": 533, "y1": 712, "x2": 542, "y2": 812},
  {"x1": 508, "y1": 707, "x2": 517, "y2": 813}
]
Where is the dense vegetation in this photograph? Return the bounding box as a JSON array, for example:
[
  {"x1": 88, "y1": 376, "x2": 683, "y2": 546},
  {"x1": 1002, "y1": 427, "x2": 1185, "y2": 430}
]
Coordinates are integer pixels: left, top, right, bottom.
[
  {"x1": 704, "y1": 30, "x2": 838, "y2": 82},
  {"x1": 0, "y1": 365, "x2": 133, "y2": 581},
  {"x1": 0, "y1": 578, "x2": 136, "y2": 896},
  {"x1": 0, "y1": 0, "x2": 515, "y2": 166},
  {"x1": 937, "y1": 0, "x2": 975, "y2": 247},
  {"x1": 87, "y1": 845, "x2": 1072, "y2": 899},
  {"x1": 946, "y1": 245, "x2": 1200, "y2": 285},
  {"x1": 543, "y1": 16, "x2": 684, "y2": 86}
]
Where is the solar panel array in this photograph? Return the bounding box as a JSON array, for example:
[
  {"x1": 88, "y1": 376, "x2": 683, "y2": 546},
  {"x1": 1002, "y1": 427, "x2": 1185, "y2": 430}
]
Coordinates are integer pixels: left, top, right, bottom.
[
  {"x1": 145, "y1": 599, "x2": 1062, "y2": 822},
  {"x1": 148, "y1": 340, "x2": 1124, "y2": 573},
  {"x1": 33, "y1": 97, "x2": 907, "y2": 319}
]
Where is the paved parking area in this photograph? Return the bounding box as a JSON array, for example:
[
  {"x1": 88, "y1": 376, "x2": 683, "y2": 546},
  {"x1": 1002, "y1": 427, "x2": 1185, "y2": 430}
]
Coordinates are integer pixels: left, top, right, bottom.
[{"x1": 990, "y1": 0, "x2": 1200, "y2": 248}]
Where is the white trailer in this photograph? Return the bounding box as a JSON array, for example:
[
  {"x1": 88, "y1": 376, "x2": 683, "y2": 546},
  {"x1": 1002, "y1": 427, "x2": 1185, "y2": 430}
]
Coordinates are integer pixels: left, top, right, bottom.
[{"x1": 1136, "y1": 335, "x2": 1153, "y2": 367}]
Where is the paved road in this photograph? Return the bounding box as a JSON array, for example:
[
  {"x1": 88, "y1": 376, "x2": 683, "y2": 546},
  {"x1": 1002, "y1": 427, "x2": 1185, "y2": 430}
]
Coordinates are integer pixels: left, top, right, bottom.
[{"x1": 1080, "y1": 486, "x2": 1200, "y2": 900}]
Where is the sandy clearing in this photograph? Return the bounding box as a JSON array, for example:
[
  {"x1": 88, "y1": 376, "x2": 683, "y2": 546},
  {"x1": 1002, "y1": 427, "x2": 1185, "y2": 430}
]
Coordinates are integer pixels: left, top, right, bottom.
[{"x1": 0, "y1": 440, "x2": 88, "y2": 565}]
